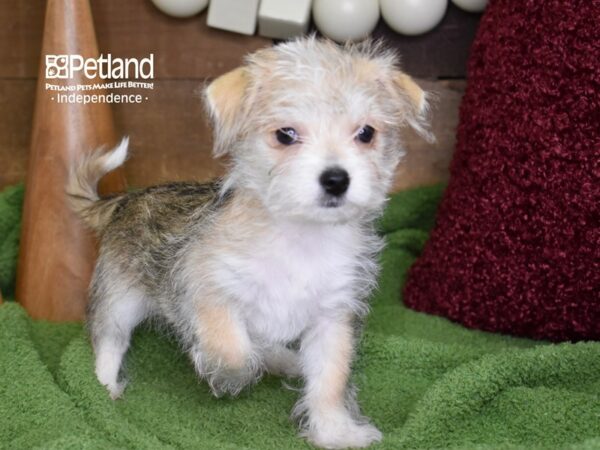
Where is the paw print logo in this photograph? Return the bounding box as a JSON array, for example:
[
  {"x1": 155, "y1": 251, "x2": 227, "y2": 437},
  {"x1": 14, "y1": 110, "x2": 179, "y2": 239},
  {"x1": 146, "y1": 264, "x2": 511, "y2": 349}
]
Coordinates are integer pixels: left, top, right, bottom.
[{"x1": 45, "y1": 55, "x2": 69, "y2": 79}]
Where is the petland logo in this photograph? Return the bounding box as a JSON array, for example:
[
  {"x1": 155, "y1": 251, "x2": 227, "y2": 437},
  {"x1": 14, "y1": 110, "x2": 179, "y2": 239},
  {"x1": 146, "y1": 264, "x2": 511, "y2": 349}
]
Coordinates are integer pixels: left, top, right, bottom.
[
  {"x1": 45, "y1": 54, "x2": 154, "y2": 104},
  {"x1": 46, "y1": 54, "x2": 154, "y2": 80}
]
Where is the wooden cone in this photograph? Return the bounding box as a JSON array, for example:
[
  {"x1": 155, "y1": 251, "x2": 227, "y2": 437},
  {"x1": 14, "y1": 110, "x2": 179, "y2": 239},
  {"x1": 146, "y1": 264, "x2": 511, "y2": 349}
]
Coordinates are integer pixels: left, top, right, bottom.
[{"x1": 16, "y1": 0, "x2": 126, "y2": 321}]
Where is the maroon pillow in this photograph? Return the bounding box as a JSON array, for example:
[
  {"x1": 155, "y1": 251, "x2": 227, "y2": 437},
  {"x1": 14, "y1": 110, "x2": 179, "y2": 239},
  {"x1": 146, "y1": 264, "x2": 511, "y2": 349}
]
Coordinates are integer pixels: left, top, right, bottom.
[{"x1": 403, "y1": 0, "x2": 599, "y2": 341}]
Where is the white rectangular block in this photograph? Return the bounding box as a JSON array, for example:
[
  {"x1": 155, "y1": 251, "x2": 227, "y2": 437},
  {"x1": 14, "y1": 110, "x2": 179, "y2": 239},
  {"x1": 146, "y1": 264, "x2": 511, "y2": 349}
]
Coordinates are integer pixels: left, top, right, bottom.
[
  {"x1": 258, "y1": 0, "x2": 311, "y2": 40},
  {"x1": 207, "y1": 0, "x2": 260, "y2": 36}
]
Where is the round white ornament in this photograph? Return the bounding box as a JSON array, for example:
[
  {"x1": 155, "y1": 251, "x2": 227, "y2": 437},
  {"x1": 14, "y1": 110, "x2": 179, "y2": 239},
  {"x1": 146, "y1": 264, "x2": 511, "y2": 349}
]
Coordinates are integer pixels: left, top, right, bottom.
[
  {"x1": 150, "y1": 0, "x2": 209, "y2": 18},
  {"x1": 380, "y1": 0, "x2": 448, "y2": 36},
  {"x1": 313, "y1": 0, "x2": 380, "y2": 43},
  {"x1": 451, "y1": 0, "x2": 488, "y2": 13}
]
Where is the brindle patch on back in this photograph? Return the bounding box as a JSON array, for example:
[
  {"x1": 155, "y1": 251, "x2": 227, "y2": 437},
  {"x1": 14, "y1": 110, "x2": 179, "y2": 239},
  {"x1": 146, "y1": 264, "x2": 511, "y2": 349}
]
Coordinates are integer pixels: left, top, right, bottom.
[{"x1": 97, "y1": 181, "x2": 230, "y2": 294}]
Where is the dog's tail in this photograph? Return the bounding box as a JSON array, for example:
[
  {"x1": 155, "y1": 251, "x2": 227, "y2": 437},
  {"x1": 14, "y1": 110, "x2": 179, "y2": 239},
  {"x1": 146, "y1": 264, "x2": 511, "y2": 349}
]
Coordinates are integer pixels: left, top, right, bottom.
[{"x1": 66, "y1": 137, "x2": 128, "y2": 233}]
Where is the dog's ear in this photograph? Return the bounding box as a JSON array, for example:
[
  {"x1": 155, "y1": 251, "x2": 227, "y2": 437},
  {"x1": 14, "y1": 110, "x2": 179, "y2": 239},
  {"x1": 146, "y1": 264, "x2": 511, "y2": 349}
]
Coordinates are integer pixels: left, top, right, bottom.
[
  {"x1": 204, "y1": 67, "x2": 250, "y2": 157},
  {"x1": 394, "y1": 73, "x2": 426, "y2": 114},
  {"x1": 392, "y1": 71, "x2": 434, "y2": 142}
]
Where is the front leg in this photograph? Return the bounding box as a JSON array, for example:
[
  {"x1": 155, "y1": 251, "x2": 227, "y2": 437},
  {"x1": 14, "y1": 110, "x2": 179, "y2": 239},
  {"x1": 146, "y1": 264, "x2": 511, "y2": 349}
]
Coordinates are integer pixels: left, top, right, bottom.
[
  {"x1": 295, "y1": 315, "x2": 381, "y2": 449},
  {"x1": 190, "y1": 301, "x2": 261, "y2": 397}
]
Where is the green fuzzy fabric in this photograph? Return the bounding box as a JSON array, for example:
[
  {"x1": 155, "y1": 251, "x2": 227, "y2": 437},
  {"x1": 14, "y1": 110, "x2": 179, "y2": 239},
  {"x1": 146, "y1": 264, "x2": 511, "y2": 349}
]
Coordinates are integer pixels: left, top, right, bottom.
[
  {"x1": 1, "y1": 184, "x2": 599, "y2": 450},
  {"x1": 0, "y1": 184, "x2": 23, "y2": 298}
]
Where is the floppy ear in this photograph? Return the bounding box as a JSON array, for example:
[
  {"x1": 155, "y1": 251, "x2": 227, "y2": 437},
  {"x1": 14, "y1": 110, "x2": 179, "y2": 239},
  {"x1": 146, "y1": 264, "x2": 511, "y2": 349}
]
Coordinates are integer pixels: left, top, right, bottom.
[
  {"x1": 392, "y1": 72, "x2": 434, "y2": 142},
  {"x1": 204, "y1": 67, "x2": 250, "y2": 157}
]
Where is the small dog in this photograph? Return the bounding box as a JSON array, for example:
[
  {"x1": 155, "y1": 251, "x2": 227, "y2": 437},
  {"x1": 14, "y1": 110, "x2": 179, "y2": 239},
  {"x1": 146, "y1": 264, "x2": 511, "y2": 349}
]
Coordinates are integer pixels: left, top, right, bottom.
[{"x1": 68, "y1": 37, "x2": 430, "y2": 449}]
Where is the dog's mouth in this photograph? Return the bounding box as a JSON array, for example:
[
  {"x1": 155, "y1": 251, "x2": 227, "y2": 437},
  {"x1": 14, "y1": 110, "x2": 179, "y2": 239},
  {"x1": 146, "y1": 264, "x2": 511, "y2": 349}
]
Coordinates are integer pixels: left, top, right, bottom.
[{"x1": 320, "y1": 195, "x2": 345, "y2": 208}]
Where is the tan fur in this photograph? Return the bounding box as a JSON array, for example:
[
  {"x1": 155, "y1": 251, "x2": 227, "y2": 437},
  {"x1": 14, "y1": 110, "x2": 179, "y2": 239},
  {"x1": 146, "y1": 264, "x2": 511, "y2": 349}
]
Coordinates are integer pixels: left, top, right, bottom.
[
  {"x1": 393, "y1": 72, "x2": 426, "y2": 114},
  {"x1": 354, "y1": 57, "x2": 380, "y2": 83},
  {"x1": 66, "y1": 143, "x2": 128, "y2": 232},
  {"x1": 317, "y1": 322, "x2": 354, "y2": 412},
  {"x1": 205, "y1": 67, "x2": 248, "y2": 125},
  {"x1": 216, "y1": 192, "x2": 267, "y2": 227},
  {"x1": 197, "y1": 303, "x2": 248, "y2": 370},
  {"x1": 78, "y1": 38, "x2": 433, "y2": 449},
  {"x1": 204, "y1": 67, "x2": 250, "y2": 157},
  {"x1": 201, "y1": 193, "x2": 270, "y2": 255}
]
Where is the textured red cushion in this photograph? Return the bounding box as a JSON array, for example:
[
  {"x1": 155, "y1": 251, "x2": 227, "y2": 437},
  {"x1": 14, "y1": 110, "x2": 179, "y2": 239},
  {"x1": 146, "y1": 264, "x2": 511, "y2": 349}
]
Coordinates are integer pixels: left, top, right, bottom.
[{"x1": 403, "y1": 0, "x2": 599, "y2": 341}]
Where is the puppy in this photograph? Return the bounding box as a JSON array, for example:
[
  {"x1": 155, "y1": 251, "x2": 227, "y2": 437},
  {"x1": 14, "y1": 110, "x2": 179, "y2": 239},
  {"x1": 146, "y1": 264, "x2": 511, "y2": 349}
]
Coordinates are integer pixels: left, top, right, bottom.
[{"x1": 68, "y1": 37, "x2": 430, "y2": 449}]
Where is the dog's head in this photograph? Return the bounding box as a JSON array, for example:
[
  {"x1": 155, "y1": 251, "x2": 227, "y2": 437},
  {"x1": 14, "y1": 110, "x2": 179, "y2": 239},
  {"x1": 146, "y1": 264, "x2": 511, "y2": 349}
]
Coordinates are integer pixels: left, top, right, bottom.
[{"x1": 204, "y1": 37, "x2": 431, "y2": 224}]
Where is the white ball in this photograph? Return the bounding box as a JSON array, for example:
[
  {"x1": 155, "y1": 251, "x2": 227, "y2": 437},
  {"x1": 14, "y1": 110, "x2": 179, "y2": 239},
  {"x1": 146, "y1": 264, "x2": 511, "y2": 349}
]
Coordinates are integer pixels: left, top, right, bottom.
[
  {"x1": 381, "y1": 0, "x2": 447, "y2": 36},
  {"x1": 150, "y1": 0, "x2": 209, "y2": 18},
  {"x1": 313, "y1": 0, "x2": 380, "y2": 43},
  {"x1": 452, "y1": 0, "x2": 487, "y2": 13}
]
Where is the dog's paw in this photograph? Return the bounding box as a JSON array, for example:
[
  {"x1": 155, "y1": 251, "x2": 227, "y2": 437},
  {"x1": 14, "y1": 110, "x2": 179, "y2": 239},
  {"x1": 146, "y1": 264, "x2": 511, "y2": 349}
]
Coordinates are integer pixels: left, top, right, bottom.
[
  {"x1": 101, "y1": 380, "x2": 126, "y2": 400},
  {"x1": 304, "y1": 414, "x2": 382, "y2": 449},
  {"x1": 207, "y1": 362, "x2": 262, "y2": 397},
  {"x1": 95, "y1": 366, "x2": 126, "y2": 399}
]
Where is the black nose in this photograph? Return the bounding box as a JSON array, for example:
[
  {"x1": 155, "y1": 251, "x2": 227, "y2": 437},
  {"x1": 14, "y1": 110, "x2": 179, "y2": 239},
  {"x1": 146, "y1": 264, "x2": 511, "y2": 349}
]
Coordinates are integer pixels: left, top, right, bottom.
[{"x1": 319, "y1": 167, "x2": 350, "y2": 197}]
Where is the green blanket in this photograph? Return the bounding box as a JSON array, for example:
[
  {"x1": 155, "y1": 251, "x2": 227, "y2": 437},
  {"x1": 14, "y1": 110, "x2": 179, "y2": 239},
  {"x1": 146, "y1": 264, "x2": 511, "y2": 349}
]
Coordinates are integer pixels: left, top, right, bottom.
[{"x1": 1, "y1": 184, "x2": 599, "y2": 450}]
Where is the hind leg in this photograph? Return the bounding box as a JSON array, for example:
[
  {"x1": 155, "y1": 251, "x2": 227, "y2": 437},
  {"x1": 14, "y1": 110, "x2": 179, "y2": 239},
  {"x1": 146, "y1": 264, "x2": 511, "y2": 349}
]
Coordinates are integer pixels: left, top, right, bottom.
[{"x1": 88, "y1": 286, "x2": 149, "y2": 399}]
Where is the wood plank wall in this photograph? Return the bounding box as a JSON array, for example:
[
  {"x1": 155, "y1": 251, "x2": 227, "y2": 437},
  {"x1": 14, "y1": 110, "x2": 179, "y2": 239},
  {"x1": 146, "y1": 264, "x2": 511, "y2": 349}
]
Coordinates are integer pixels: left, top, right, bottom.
[{"x1": 0, "y1": 0, "x2": 480, "y2": 191}]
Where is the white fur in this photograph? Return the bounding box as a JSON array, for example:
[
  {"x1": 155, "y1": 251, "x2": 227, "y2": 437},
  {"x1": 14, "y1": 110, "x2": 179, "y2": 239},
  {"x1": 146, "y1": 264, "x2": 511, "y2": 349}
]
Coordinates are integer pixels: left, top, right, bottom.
[
  {"x1": 93, "y1": 286, "x2": 149, "y2": 399},
  {"x1": 195, "y1": 220, "x2": 373, "y2": 343},
  {"x1": 85, "y1": 38, "x2": 431, "y2": 449},
  {"x1": 174, "y1": 200, "x2": 382, "y2": 447},
  {"x1": 101, "y1": 137, "x2": 129, "y2": 172}
]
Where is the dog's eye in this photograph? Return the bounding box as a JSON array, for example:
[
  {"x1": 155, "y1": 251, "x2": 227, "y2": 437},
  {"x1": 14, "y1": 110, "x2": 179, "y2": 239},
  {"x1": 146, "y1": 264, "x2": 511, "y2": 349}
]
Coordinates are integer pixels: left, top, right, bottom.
[
  {"x1": 275, "y1": 128, "x2": 299, "y2": 145},
  {"x1": 357, "y1": 125, "x2": 375, "y2": 144}
]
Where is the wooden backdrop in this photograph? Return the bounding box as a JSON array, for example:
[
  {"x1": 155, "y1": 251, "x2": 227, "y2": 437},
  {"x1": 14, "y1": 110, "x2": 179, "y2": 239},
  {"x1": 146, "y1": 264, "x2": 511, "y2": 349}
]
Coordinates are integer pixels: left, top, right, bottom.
[{"x1": 0, "y1": 0, "x2": 480, "y2": 192}]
